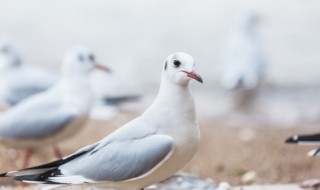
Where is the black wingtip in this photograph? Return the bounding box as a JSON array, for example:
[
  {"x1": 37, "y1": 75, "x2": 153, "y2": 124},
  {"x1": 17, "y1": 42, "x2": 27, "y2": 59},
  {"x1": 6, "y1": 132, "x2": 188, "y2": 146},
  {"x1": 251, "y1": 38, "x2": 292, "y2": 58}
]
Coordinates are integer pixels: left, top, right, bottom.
[
  {"x1": 14, "y1": 168, "x2": 63, "y2": 184},
  {"x1": 313, "y1": 149, "x2": 320, "y2": 157},
  {"x1": 312, "y1": 149, "x2": 320, "y2": 157},
  {"x1": 14, "y1": 175, "x2": 31, "y2": 181},
  {"x1": 0, "y1": 172, "x2": 7, "y2": 177},
  {"x1": 104, "y1": 95, "x2": 141, "y2": 106},
  {"x1": 286, "y1": 133, "x2": 320, "y2": 144},
  {"x1": 285, "y1": 135, "x2": 299, "y2": 144}
]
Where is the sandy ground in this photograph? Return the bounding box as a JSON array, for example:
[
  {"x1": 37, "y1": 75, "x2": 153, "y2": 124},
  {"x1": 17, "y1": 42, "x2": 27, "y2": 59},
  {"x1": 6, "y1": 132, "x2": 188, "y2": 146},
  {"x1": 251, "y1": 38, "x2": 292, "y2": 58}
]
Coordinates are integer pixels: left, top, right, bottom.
[
  {"x1": 0, "y1": 110, "x2": 319, "y2": 189},
  {"x1": 233, "y1": 184, "x2": 303, "y2": 190},
  {"x1": 188, "y1": 120, "x2": 320, "y2": 185}
]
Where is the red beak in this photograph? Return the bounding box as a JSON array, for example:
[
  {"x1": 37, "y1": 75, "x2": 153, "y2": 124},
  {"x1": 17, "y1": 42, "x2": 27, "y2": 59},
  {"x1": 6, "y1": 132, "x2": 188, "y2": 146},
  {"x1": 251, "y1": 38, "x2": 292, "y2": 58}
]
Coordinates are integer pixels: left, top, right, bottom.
[
  {"x1": 94, "y1": 63, "x2": 111, "y2": 73},
  {"x1": 182, "y1": 70, "x2": 203, "y2": 83}
]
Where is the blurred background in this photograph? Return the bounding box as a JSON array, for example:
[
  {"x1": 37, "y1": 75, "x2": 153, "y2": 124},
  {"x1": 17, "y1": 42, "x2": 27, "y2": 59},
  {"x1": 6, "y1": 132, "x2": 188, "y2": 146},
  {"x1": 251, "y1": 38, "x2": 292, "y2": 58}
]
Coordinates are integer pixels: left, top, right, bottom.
[
  {"x1": 1, "y1": 0, "x2": 320, "y2": 123},
  {"x1": 0, "y1": 0, "x2": 320, "y2": 187}
]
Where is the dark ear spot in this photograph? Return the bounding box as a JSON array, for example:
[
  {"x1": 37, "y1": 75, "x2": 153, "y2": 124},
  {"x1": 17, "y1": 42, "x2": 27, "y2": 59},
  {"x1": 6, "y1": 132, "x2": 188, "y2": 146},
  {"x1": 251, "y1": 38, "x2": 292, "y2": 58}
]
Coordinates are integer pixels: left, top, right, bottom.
[{"x1": 164, "y1": 61, "x2": 168, "y2": 70}]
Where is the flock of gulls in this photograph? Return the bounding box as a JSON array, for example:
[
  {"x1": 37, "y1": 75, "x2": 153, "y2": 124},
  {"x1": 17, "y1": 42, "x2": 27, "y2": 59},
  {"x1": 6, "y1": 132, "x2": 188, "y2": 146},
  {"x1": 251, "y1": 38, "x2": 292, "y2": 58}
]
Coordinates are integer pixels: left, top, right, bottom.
[
  {"x1": 0, "y1": 37, "x2": 203, "y2": 190},
  {"x1": 0, "y1": 13, "x2": 318, "y2": 190}
]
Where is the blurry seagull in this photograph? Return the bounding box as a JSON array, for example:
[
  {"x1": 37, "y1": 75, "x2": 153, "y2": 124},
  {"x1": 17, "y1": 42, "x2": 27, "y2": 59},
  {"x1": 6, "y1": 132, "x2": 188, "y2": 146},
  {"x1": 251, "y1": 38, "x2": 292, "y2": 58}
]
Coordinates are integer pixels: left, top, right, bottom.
[
  {"x1": 220, "y1": 13, "x2": 266, "y2": 109},
  {"x1": 90, "y1": 69, "x2": 141, "y2": 120},
  {"x1": 0, "y1": 52, "x2": 203, "y2": 190},
  {"x1": 286, "y1": 133, "x2": 320, "y2": 157},
  {"x1": 0, "y1": 37, "x2": 58, "y2": 107},
  {"x1": 0, "y1": 47, "x2": 110, "y2": 167}
]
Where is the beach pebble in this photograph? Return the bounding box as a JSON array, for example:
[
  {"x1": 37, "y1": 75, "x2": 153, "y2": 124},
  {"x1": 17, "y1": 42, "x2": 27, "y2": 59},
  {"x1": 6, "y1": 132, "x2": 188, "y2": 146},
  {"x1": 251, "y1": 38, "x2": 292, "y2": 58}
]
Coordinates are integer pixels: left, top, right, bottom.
[
  {"x1": 147, "y1": 174, "x2": 217, "y2": 190},
  {"x1": 300, "y1": 179, "x2": 320, "y2": 189},
  {"x1": 216, "y1": 182, "x2": 232, "y2": 190},
  {"x1": 241, "y1": 171, "x2": 257, "y2": 185}
]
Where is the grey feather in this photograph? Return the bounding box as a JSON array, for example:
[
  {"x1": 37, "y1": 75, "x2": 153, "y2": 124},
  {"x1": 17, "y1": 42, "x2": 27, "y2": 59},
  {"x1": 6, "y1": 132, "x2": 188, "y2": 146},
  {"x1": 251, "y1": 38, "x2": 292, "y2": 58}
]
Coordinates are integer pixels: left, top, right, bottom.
[
  {"x1": 0, "y1": 91, "x2": 77, "y2": 139},
  {"x1": 0, "y1": 65, "x2": 58, "y2": 105},
  {"x1": 59, "y1": 134, "x2": 173, "y2": 182}
]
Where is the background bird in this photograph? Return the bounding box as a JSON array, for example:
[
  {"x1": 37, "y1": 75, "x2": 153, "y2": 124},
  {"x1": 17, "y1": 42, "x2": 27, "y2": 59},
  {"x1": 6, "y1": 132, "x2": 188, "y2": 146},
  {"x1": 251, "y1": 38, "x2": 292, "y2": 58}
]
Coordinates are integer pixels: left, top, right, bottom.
[
  {"x1": 89, "y1": 67, "x2": 142, "y2": 120},
  {"x1": 0, "y1": 37, "x2": 58, "y2": 107},
  {"x1": 0, "y1": 37, "x2": 140, "y2": 121},
  {"x1": 0, "y1": 52, "x2": 203, "y2": 190},
  {"x1": 286, "y1": 133, "x2": 320, "y2": 157},
  {"x1": 220, "y1": 13, "x2": 266, "y2": 110},
  {"x1": 0, "y1": 46, "x2": 110, "y2": 167}
]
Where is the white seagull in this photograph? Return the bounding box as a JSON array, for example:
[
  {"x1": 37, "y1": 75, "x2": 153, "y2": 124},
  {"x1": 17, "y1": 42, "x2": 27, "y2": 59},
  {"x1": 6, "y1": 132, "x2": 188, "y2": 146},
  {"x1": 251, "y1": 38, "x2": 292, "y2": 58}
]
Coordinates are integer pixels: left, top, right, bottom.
[
  {"x1": 286, "y1": 133, "x2": 320, "y2": 157},
  {"x1": 0, "y1": 46, "x2": 110, "y2": 167},
  {"x1": 221, "y1": 13, "x2": 266, "y2": 90},
  {"x1": 0, "y1": 52, "x2": 203, "y2": 190},
  {"x1": 0, "y1": 37, "x2": 58, "y2": 107},
  {"x1": 220, "y1": 13, "x2": 266, "y2": 109}
]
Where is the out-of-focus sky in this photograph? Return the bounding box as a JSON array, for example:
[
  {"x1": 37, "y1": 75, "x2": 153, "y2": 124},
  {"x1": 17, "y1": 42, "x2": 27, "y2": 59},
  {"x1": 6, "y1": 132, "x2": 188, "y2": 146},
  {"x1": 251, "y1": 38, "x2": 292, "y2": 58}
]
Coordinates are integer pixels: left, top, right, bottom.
[{"x1": 0, "y1": 0, "x2": 320, "y2": 88}]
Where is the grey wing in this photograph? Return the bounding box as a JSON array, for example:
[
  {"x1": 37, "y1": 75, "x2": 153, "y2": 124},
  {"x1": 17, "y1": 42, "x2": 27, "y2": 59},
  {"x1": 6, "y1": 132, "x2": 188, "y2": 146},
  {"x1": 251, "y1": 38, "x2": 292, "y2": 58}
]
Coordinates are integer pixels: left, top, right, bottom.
[
  {"x1": 0, "y1": 96, "x2": 78, "y2": 139},
  {"x1": 4, "y1": 67, "x2": 58, "y2": 105},
  {"x1": 55, "y1": 134, "x2": 174, "y2": 182},
  {"x1": 5, "y1": 83, "x2": 50, "y2": 105}
]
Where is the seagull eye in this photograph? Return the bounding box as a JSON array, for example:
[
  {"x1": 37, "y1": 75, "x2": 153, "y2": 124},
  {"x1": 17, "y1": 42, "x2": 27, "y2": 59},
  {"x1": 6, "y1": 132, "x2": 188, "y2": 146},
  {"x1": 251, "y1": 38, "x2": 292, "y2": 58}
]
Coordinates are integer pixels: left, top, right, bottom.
[
  {"x1": 173, "y1": 60, "x2": 181, "y2": 68},
  {"x1": 89, "y1": 54, "x2": 95, "y2": 62}
]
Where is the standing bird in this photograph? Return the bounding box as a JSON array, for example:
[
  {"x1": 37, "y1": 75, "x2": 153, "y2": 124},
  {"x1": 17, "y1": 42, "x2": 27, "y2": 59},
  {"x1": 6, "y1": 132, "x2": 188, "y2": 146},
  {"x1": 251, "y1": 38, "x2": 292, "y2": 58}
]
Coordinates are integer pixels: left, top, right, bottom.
[
  {"x1": 0, "y1": 47, "x2": 110, "y2": 167},
  {"x1": 89, "y1": 70, "x2": 142, "y2": 120},
  {"x1": 0, "y1": 37, "x2": 58, "y2": 107},
  {"x1": 286, "y1": 133, "x2": 320, "y2": 157},
  {"x1": 220, "y1": 13, "x2": 266, "y2": 110},
  {"x1": 0, "y1": 52, "x2": 203, "y2": 190}
]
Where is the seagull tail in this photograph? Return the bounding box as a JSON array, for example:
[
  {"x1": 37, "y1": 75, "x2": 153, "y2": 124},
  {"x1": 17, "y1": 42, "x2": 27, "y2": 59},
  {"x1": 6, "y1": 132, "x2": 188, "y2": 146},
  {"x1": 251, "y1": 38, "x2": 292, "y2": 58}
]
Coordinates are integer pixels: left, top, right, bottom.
[
  {"x1": 0, "y1": 172, "x2": 7, "y2": 177},
  {"x1": 0, "y1": 147, "x2": 89, "y2": 180},
  {"x1": 286, "y1": 133, "x2": 320, "y2": 144},
  {"x1": 0, "y1": 168, "x2": 51, "y2": 177},
  {"x1": 285, "y1": 135, "x2": 299, "y2": 144},
  {"x1": 13, "y1": 175, "x2": 66, "y2": 190},
  {"x1": 14, "y1": 168, "x2": 62, "y2": 183},
  {"x1": 1, "y1": 141, "x2": 96, "y2": 185}
]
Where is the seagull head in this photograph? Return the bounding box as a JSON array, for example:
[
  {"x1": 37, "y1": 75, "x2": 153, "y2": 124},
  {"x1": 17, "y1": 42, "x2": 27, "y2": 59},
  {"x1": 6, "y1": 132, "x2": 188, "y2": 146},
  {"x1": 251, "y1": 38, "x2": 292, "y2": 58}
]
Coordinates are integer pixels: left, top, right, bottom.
[
  {"x1": 62, "y1": 46, "x2": 110, "y2": 77},
  {"x1": 163, "y1": 52, "x2": 203, "y2": 86},
  {"x1": 241, "y1": 12, "x2": 260, "y2": 34},
  {"x1": 0, "y1": 37, "x2": 21, "y2": 68}
]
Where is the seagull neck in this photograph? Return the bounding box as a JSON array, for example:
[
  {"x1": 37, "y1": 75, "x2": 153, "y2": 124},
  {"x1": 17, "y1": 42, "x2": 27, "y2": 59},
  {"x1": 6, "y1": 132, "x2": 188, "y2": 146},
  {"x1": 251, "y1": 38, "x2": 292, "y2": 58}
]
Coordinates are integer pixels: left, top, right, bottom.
[
  {"x1": 58, "y1": 75, "x2": 92, "y2": 110},
  {"x1": 155, "y1": 77, "x2": 193, "y2": 107},
  {"x1": 60, "y1": 74, "x2": 91, "y2": 93},
  {"x1": 160, "y1": 77, "x2": 188, "y2": 93},
  {"x1": 142, "y1": 77, "x2": 196, "y2": 126},
  {"x1": 62, "y1": 69, "x2": 89, "y2": 81},
  {"x1": 241, "y1": 22, "x2": 255, "y2": 36}
]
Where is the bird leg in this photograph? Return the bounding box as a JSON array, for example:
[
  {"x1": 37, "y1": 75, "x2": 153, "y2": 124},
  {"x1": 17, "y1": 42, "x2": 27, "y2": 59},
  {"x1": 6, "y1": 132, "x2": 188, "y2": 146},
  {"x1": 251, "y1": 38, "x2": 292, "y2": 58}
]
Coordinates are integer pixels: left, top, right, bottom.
[
  {"x1": 52, "y1": 146, "x2": 62, "y2": 159},
  {"x1": 22, "y1": 149, "x2": 33, "y2": 168}
]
